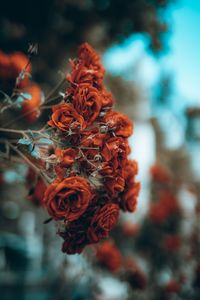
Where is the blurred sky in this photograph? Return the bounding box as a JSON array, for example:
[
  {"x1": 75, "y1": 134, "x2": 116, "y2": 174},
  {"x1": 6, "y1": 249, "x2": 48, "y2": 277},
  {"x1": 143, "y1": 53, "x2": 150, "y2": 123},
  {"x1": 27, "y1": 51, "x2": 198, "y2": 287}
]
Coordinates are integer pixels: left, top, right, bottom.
[
  {"x1": 165, "y1": 0, "x2": 200, "y2": 104},
  {"x1": 103, "y1": 0, "x2": 200, "y2": 108}
]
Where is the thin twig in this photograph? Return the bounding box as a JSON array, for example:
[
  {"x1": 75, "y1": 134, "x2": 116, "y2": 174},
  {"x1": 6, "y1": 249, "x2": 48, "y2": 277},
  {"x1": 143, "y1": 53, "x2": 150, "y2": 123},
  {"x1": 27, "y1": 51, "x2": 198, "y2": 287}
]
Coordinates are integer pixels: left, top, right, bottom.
[
  {"x1": 45, "y1": 76, "x2": 66, "y2": 101},
  {"x1": 7, "y1": 142, "x2": 49, "y2": 186},
  {"x1": 3, "y1": 88, "x2": 64, "y2": 128}
]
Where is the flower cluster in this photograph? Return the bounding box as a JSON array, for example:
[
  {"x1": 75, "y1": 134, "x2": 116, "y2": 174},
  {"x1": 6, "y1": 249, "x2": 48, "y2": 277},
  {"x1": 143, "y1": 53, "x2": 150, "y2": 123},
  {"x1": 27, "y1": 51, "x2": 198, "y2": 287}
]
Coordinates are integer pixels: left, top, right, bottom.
[
  {"x1": 0, "y1": 49, "x2": 43, "y2": 122},
  {"x1": 149, "y1": 190, "x2": 180, "y2": 224},
  {"x1": 43, "y1": 43, "x2": 140, "y2": 254},
  {"x1": 95, "y1": 240, "x2": 122, "y2": 272},
  {"x1": 0, "y1": 50, "x2": 31, "y2": 87},
  {"x1": 93, "y1": 239, "x2": 147, "y2": 291},
  {"x1": 123, "y1": 257, "x2": 147, "y2": 290},
  {"x1": 150, "y1": 162, "x2": 171, "y2": 184},
  {"x1": 26, "y1": 168, "x2": 47, "y2": 206}
]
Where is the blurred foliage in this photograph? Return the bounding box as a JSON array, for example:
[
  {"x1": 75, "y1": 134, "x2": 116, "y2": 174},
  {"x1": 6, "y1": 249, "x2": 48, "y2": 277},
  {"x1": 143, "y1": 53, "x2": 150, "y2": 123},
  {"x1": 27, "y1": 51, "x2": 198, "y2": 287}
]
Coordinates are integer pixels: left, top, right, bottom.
[{"x1": 0, "y1": 0, "x2": 174, "y2": 85}]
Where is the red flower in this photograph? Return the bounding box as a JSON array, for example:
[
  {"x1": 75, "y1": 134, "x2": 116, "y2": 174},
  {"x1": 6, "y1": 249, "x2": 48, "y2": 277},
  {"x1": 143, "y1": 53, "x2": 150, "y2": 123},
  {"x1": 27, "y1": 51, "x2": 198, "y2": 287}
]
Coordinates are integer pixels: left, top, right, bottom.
[
  {"x1": 26, "y1": 167, "x2": 37, "y2": 183},
  {"x1": 103, "y1": 110, "x2": 133, "y2": 138},
  {"x1": 150, "y1": 163, "x2": 171, "y2": 184},
  {"x1": 21, "y1": 84, "x2": 43, "y2": 122},
  {"x1": 101, "y1": 89, "x2": 114, "y2": 110},
  {"x1": 87, "y1": 203, "x2": 120, "y2": 243},
  {"x1": 122, "y1": 222, "x2": 139, "y2": 237},
  {"x1": 44, "y1": 43, "x2": 140, "y2": 254},
  {"x1": 28, "y1": 178, "x2": 46, "y2": 206},
  {"x1": 43, "y1": 176, "x2": 94, "y2": 222},
  {"x1": 10, "y1": 52, "x2": 31, "y2": 88},
  {"x1": 72, "y1": 83, "x2": 102, "y2": 125},
  {"x1": 164, "y1": 280, "x2": 180, "y2": 294},
  {"x1": 0, "y1": 50, "x2": 31, "y2": 87},
  {"x1": 67, "y1": 43, "x2": 105, "y2": 88},
  {"x1": 80, "y1": 127, "x2": 107, "y2": 149},
  {"x1": 60, "y1": 222, "x2": 89, "y2": 255},
  {"x1": 119, "y1": 160, "x2": 140, "y2": 212},
  {"x1": 120, "y1": 182, "x2": 140, "y2": 212},
  {"x1": 163, "y1": 234, "x2": 181, "y2": 251},
  {"x1": 101, "y1": 137, "x2": 129, "y2": 165},
  {"x1": 124, "y1": 257, "x2": 147, "y2": 290},
  {"x1": 96, "y1": 240, "x2": 122, "y2": 272},
  {"x1": 149, "y1": 190, "x2": 180, "y2": 224},
  {"x1": 55, "y1": 148, "x2": 77, "y2": 168},
  {"x1": 124, "y1": 160, "x2": 138, "y2": 179},
  {"x1": 103, "y1": 177, "x2": 125, "y2": 198},
  {"x1": 78, "y1": 43, "x2": 105, "y2": 76},
  {"x1": 26, "y1": 169, "x2": 46, "y2": 206},
  {"x1": 101, "y1": 137, "x2": 129, "y2": 173},
  {"x1": 78, "y1": 129, "x2": 107, "y2": 174},
  {"x1": 100, "y1": 137, "x2": 130, "y2": 196},
  {"x1": 0, "y1": 50, "x2": 12, "y2": 78},
  {"x1": 54, "y1": 148, "x2": 77, "y2": 179},
  {"x1": 48, "y1": 103, "x2": 86, "y2": 133},
  {"x1": 67, "y1": 63, "x2": 102, "y2": 87},
  {"x1": 0, "y1": 173, "x2": 4, "y2": 186}
]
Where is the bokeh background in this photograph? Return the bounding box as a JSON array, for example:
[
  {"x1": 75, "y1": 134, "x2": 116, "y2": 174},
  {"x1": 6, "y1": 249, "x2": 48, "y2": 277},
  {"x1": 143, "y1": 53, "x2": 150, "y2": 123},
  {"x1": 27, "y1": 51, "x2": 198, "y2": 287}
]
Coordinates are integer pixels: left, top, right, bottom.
[{"x1": 0, "y1": 0, "x2": 200, "y2": 299}]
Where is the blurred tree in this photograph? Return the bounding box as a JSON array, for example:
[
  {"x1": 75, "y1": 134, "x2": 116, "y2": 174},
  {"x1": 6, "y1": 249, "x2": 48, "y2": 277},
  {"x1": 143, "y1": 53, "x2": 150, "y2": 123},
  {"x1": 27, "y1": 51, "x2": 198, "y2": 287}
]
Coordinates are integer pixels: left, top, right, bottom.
[{"x1": 0, "y1": 0, "x2": 174, "y2": 85}]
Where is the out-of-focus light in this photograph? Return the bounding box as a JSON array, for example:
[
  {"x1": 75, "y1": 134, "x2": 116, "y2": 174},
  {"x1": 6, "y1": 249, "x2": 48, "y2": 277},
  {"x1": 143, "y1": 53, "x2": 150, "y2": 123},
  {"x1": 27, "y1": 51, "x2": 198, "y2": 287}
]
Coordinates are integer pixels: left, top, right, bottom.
[
  {"x1": 129, "y1": 122, "x2": 156, "y2": 217},
  {"x1": 161, "y1": 0, "x2": 200, "y2": 105},
  {"x1": 98, "y1": 276, "x2": 128, "y2": 300},
  {"x1": 103, "y1": 33, "x2": 160, "y2": 88},
  {"x1": 103, "y1": 34, "x2": 147, "y2": 73}
]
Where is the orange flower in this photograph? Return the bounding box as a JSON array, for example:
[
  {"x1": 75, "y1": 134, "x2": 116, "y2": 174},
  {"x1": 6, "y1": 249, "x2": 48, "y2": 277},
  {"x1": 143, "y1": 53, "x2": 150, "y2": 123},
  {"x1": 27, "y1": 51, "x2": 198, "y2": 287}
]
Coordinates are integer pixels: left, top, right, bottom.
[
  {"x1": 78, "y1": 42, "x2": 105, "y2": 76},
  {"x1": 44, "y1": 43, "x2": 140, "y2": 254},
  {"x1": 67, "y1": 61, "x2": 103, "y2": 88},
  {"x1": 101, "y1": 89, "x2": 114, "y2": 110},
  {"x1": 60, "y1": 222, "x2": 89, "y2": 255},
  {"x1": 0, "y1": 50, "x2": 12, "y2": 78},
  {"x1": 149, "y1": 190, "x2": 180, "y2": 224},
  {"x1": 77, "y1": 128, "x2": 107, "y2": 174},
  {"x1": 67, "y1": 43, "x2": 105, "y2": 88},
  {"x1": 55, "y1": 148, "x2": 77, "y2": 168},
  {"x1": 124, "y1": 160, "x2": 138, "y2": 179},
  {"x1": 87, "y1": 203, "x2": 120, "y2": 243},
  {"x1": 48, "y1": 103, "x2": 86, "y2": 133},
  {"x1": 119, "y1": 160, "x2": 140, "y2": 212},
  {"x1": 81, "y1": 127, "x2": 107, "y2": 149},
  {"x1": 28, "y1": 178, "x2": 46, "y2": 206},
  {"x1": 72, "y1": 83, "x2": 102, "y2": 125},
  {"x1": 101, "y1": 137, "x2": 129, "y2": 170},
  {"x1": 21, "y1": 84, "x2": 43, "y2": 122},
  {"x1": 103, "y1": 177, "x2": 125, "y2": 197},
  {"x1": 124, "y1": 257, "x2": 147, "y2": 290},
  {"x1": 10, "y1": 52, "x2": 31, "y2": 88},
  {"x1": 150, "y1": 163, "x2": 171, "y2": 184},
  {"x1": 96, "y1": 240, "x2": 122, "y2": 272},
  {"x1": 149, "y1": 202, "x2": 168, "y2": 224},
  {"x1": 55, "y1": 148, "x2": 77, "y2": 179},
  {"x1": 0, "y1": 50, "x2": 31, "y2": 87},
  {"x1": 103, "y1": 110, "x2": 133, "y2": 138},
  {"x1": 43, "y1": 176, "x2": 94, "y2": 222},
  {"x1": 100, "y1": 137, "x2": 129, "y2": 196},
  {"x1": 121, "y1": 182, "x2": 140, "y2": 212},
  {"x1": 122, "y1": 222, "x2": 139, "y2": 237}
]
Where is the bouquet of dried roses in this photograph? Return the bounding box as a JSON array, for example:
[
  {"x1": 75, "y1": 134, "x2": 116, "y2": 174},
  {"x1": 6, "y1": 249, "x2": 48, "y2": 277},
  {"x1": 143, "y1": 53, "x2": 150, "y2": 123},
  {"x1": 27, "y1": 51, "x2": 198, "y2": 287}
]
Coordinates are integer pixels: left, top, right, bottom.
[
  {"x1": 43, "y1": 43, "x2": 140, "y2": 254},
  {"x1": 0, "y1": 43, "x2": 140, "y2": 255}
]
